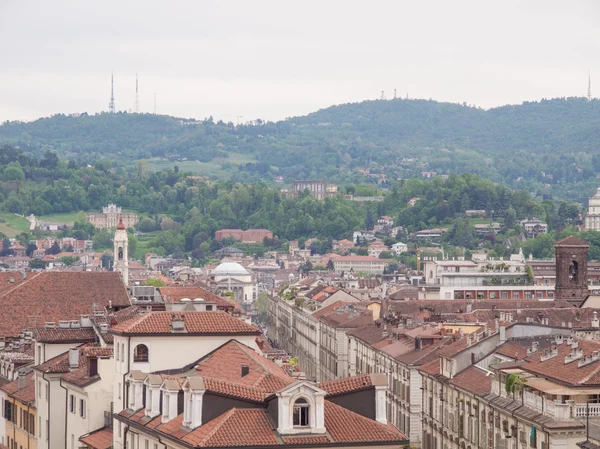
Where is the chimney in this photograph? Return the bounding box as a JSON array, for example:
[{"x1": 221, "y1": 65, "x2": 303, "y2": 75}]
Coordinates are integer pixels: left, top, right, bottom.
[
  {"x1": 69, "y1": 348, "x2": 79, "y2": 369},
  {"x1": 88, "y1": 357, "x2": 98, "y2": 377},
  {"x1": 45, "y1": 322, "x2": 55, "y2": 329},
  {"x1": 241, "y1": 366, "x2": 250, "y2": 377},
  {"x1": 17, "y1": 372, "x2": 26, "y2": 390},
  {"x1": 593, "y1": 312, "x2": 600, "y2": 329},
  {"x1": 499, "y1": 323, "x2": 506, "y2": 344}
]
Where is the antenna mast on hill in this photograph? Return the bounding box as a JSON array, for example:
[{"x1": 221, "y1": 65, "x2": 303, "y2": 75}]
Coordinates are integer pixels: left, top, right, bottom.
[
  {"x1": 380, "y1": 90, "x2": 386, "y2": 100},
  {"x1": 109, "y1": 72, "x2": 116, "y2": 113},
  {"x1": 588, "y1": 69, "x2": 592, "y2": 102},
  {"x1": 135, "y1": 73, "x2": 140, "y2": 113},
  {"x1": 394, "y1": 89, "x2": 397, "y2": 99}
]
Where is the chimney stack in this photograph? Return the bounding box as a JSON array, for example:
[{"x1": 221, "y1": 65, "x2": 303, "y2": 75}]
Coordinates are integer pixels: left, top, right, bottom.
[
  {"x1": 17, "y1": 372, "x2": 26, "y2": 389},
  {"x1": 69, "y1": 348, "x2": 79, "y2": 370},
  {"x1": 241, "y1": 366, "x2": 249, "y2": 377}
]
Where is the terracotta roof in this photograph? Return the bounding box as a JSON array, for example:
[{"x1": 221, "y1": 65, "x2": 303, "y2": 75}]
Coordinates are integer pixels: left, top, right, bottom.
[
  {"x1": 347, "y1": 323, "x2": 387, "y2": 345},
  {"x1": 319, "y1": 374, "x2": 375, "y2": 396},
  {"x1": 419, "y1": 358, "x2": 441, "y2": 375},
  {"x1": 194, "y1": 340, "x2": 292, "y2": 391},
  {"x1": 450, "y1": 366, "x2": 493, "y2": 395},
  {"x1": 437, "y1": 337, "x2": 469, "y2": 357},
  {"x1": 554, "y1": 235, "x2": 590, "y2": 247},
  {"x1": 32, "y1": 327, "x2": 97, "y2": 344},
  {"x1": 323, "y1": 400, "x2": 406, "y2": 443},
  {"x1": 521, "y1": 339, "x2": 600, "y2": 386},
  {"x1": 181, "y1": 409, "x2": 280, "y2": 447},
  {"x1": 202, "y1": 377, "x2": 266, "y2": 402},
  {"x1": 313, "y1": 301, "x2": 374, "y2": 329},
  {"x1": 0, "y1": 272, "x2": 129, "y2": 337},
  {"x1": 110, "y1": 311, "x2": 260, "y2": 335},
  {"x1": 80, "y1": 427, "x2": 113, "y2": 449},
  {"x1": 1, "y1": 372, "x2": 35, "y2": 404},
  {"x1": 0, "y1": 272, "x2": 26, "y2": 295},
  {"x1": 35, "y1": 351, "x2": 70, "y2": 373}
]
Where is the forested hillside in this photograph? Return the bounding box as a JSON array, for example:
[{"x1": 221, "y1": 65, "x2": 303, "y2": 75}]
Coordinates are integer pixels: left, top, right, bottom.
[{"x1": 2, "y1": 97, "x2": 600, "y2": 201}]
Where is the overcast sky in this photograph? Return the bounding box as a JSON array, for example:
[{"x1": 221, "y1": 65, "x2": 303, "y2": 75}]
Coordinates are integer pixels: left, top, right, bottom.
[{"x1": 1, "y1": 0, "x2": 599, "y2": 123}]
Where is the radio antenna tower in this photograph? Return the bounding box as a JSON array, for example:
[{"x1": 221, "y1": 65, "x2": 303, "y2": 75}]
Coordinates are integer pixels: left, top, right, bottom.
[
  {"x1": 588, "y1": 70, "x2": 592, "y2": 102},
  {"x1": 394, "y1": 89, "x2": 397, "y2": 99},
  {"x1": 109, "y1": 72, "x2": 116, "y2": 113},
  {"x1": 380, "y1": 90, "x2": 386, "y2": 100},
  {"x1": 135, "y1": 73, "x2": 140, "y2": 113}
]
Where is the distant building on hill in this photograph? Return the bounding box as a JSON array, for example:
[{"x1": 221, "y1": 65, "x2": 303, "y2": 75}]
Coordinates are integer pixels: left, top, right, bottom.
[
  {"x1": 87, "y1": 204, "x2": 138, "y2": 229},
  {"x1": 586, "y1": 187, "x2": 600, "y2": 231},
  {"x1": 292, "y1": 180, "x2": 327, "y2": 200},
  {"x1": 215, "y1": 228, "x2": 273, "y2": 243}
]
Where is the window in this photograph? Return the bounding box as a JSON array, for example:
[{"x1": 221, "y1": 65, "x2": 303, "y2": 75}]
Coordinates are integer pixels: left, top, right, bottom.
[
  {"x1": 116, "y1": 343, "x2": 120, "y2": 361},
  {"x1": 145, "y1": 440, "x2": 149, "y2": 449},
  {"x1": 133, "y1": 344, "x2": 149, "y2": 362},
  {"x1": 38, "y1": 381, "x2": 41, "y2": 398},
  {"x1": 45, "y1": 384, "x2": 49, "y2": 400},
  {"x1": 292, "y1": 398, "x2": 309, "y2": 427},
  {"x1": 39, "y1": 417, "x2": 42, "y2": 438},
  {"x1": 80, "y1": 399, "x2": 86, "y2": 418},
  {"x1": 69, "y1": 394, "x2": 76, "y2": 413}
]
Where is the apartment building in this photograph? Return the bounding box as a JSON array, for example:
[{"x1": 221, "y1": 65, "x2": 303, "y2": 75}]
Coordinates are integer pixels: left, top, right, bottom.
[
  {"x1": 87, "y1": 204, "x2": 138, "y2": 229},
  {"x1": 332, "y1": 255, "x2": 391, "y2": 275},
  {"x1": 1, "y1": 372, "x2": 36, "y2": 449},
  {"x1": 114, "y1": 337, "x2": 408, "y2": 449}
]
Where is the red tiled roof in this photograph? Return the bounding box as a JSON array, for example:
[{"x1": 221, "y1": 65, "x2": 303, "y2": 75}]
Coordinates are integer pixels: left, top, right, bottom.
[
  {"x1": 110, "y1": 311, "x2": 260, "y2": 335},
  {"x1": 32, "y1": 327, "x2": 97, "y2": 344},
  {"x1": 521, "y1": 339, "x2": 600, "y2": 386},
  {"x1": 450, "y1": 366, "x2": 493, "y2": 396},
  {"x1": 419, "y1": 358, "x2": 441, "y2": 376},
  {"x1": 182, "y1": 409, "x2": 280, "y2": 447},
  {"x1": 80, "y1": 427, "x2": 113, "y2": 449},
  {"x1": 319, "y1": 375, "x2": 374, "y2": 396},
  {"x1": 495, "y1": 341, "x2": 531, "y2": 360},
  {"x1": 1, "y1": 372, "x2": 35, "y2": 404},
  {"x1": 0, "y1": 272, "x2": 26, "y2": 295},
  {"x1": 0, "y1": 272, "x2": 129, "y2": 337},
  {"x1": 203, "y1": 377, "x2": 266, "y2": 402},
  {"x1": 323, "y1": 400, "x2": 406, "y2": 443},
  {"x1": 195, "y1": 340, "x2": 292, "y2": 391}
]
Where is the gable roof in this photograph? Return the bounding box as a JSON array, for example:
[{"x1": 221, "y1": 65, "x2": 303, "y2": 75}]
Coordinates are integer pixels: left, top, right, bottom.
[
  {"x1": 450, "y1": 366, "x2": 493, "y2": 396},
  {"x1": 1, "y1": 372, "x2": 35, "y2": 404},
  {"x1": 159, "y1": 286, "x2": 240, "y2": 313},
  {"x1": 0, "y1": 272, "x2": 130, "y2": 337},
  {"x1": 554, "y1": 235, "x2": 590, "y2": 247},
  {"x1": 32, "y1": 327, "x2": 98, "y2": 344},
  {"x1": 193, "y1": 340, "x2": 292, "y2": 391},
  {"x1": 319, "y1": 374, "x2": 385, "y2": 396},
  {"x1": 110, "y1": 311, "x2": 260, "y2": 336}
]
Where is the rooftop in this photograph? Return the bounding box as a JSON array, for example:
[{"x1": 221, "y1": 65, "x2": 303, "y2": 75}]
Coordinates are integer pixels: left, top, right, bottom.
[{"x1": 110, "y1": 311, "x2": 260, "y2": 336}]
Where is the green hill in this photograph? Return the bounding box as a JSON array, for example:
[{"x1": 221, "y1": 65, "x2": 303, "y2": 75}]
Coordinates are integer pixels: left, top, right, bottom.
[{"x1": 2, "y1": 97, "x2": 600, "y2": 201}]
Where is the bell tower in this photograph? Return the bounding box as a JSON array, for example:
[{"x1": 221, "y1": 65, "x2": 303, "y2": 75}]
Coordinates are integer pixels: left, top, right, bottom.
[
  {"x1": 114, "y1": 216, "x2": 129, "y2": 286},
  {"x1": 554, "y1": 236, "x2": 590, "y2": 301}
]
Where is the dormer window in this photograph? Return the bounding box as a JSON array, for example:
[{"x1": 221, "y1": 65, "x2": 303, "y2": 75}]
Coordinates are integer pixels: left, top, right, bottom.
[{"x1": 293, "y1": 398, "x2": 309, "y2": 427}]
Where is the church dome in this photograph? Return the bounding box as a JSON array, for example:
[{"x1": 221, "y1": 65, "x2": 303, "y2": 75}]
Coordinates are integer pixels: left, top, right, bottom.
[{"x1": 212, "y1": 262, "x2": 249, "y2": 276}]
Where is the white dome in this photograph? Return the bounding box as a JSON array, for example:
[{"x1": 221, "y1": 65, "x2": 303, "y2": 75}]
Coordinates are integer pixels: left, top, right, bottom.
[{"x1": 212, "y1": 262, "x2": 249, "y2": 276}]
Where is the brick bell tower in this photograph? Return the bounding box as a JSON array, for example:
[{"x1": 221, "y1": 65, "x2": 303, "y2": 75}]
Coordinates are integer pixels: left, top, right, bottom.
[{"x1": 554, "y1": 236, "x2": 590, "y2": 301}]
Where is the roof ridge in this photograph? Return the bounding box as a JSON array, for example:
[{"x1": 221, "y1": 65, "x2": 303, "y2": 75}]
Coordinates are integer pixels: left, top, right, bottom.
[{"x1": 0, "y1": 272, "x2": 40, "y2": 299}]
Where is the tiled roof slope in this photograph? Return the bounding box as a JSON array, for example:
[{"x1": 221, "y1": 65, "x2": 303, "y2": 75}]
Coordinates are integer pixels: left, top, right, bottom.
[
  {"x1": 32, "y1": 327, "x2": 97, "y2": 344},
  {"x1": 450, "y1": 366, "x2": 493, "y2": 396},
  {"x1": 522, "y1": 339, "x2": 600, "y2": 386},
  {"x1": 111, "y1": 311, "x2": 260, "y2": 335},
  {"x1": 194, "y1": 340, "x2": 292, "y2": 390},
  {"x1": 0, "y1": 272, "x2": 129, "y2": 337},
  {"x1": 120, "y1": 401, "x2": 407, "y2": 447},
  {"x1": 61, "y1": 346, "x2": 113, "y2": 387},
  {"x1": 79, "y1": 427, "x2": 113, "y2": 449},
  {"x1": 1, "y1": 372, "x2": 35, "y2": 404},
  {"x1": 0, "y1": 272, "x2": 26, "y2": 295},
  {"x1": 319, "y1": 374, "x2": 377, "y2": 396}
]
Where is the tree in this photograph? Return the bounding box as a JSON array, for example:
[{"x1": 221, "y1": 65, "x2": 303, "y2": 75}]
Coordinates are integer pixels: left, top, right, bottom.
[
  {"x1": 2, "y1": 165, "x2": 24, "y2": 181},
  {"x1": 45, "y1": 241, "x2": 61, "y2": 255},
  {"x1": 144, "y1": 277, "x2": 166, "y2": 287},
  {"x1": 28, "y1": 259, "x2": 46, "y2": 270},
  {"x1": 505, "y1": 373, "x2": 526, "y2": 398},
  {"x1": 101, "y1": 253, "x2": 114, "y2": 270},
  {"x1": 57, "y1": 256, "x2": 79, "y2": 266},
  {"x1": 326, "y1": 259, "x2": 335, "y2": 271},
  {"x1": 365, "y1": 209, "x2": 375, "y2": 230},
  {"x1": 299, "y1": 260, "x2": 313, "y2": 274},
  {"x1": 0, "y1": 237, "x2": 10, "y2": 256},
  {"x1": 137, "y1": 218, "x2": 156, "y2": 232},
  {"x1": 25, "y1": 243, "x2": 37, "y2": 257},
  {"x1": 504, "y1": 208, "x2": 517, "y2": 229},
  {"x1": 379, "y1": 251, "x2": 393, "y2": 259},
  {"x1": 255, "y1": 292, "x2": 269, "y2": 323}
]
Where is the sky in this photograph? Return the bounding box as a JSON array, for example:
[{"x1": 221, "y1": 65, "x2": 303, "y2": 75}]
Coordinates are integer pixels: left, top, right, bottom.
[{"x1": 1, "y1": 0, "x2": 600, "y2": 123}]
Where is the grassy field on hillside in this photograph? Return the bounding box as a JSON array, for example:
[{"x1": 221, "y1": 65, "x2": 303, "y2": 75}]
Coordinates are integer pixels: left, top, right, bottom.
[
  {"x1": 146, "y1": 152, "x2": 258, "y2": 178},
  {"x1": 0, "y1": 213, "x2": 30, "y2": 237}
]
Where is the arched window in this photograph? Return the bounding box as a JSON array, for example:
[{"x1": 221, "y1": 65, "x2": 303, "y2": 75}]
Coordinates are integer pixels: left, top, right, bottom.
[
  {"x1": 133, "y1": 344, "x2": 149, "y2": 362},
  {"x1": 292, "y1": 397, "x2": 309, "y2": 427},
  {"x1": 118, "y1": 246, "x2": 124, "y2": 260},
  {"x1": 569, "y1": 260, "x2": 578, "y2": 283}
]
